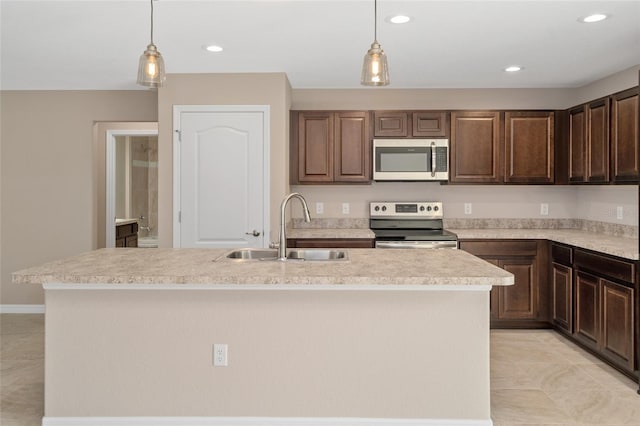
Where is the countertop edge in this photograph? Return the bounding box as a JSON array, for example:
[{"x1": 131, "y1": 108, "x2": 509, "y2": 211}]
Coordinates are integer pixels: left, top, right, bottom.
[{"x1": 42, "y1": 282, "x2": 497, "y2": 291}]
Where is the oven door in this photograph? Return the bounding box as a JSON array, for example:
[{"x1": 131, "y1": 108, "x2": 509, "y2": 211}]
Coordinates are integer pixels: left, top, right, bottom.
[{"x1": 375, "y1": 240, "x2": 458, "y2": 249}]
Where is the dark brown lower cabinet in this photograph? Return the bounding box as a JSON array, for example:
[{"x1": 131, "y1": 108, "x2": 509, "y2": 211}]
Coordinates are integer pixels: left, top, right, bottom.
[
  {"x1": 552, "y1": 262, "x2": 573, "y2": 333},
  {"x1": 287, "y1": 238, "x2": 375, "y2": 249},
  {"x1": 459, "y1": 240, "x2": 549, "y2": 328},
  {"x1": 574, "y1": 271, "x2": 600, "y2": 350},
  {"x1": 573, "y1": 248, "x2": 636, "y2": 374},
  {"x1": 116, "y1": 222, "x2": 138, "y2": 248}
]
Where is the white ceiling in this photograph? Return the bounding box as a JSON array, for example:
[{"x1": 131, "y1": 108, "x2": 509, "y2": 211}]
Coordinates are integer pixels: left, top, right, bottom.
[{"x1": 1, "y1": 0, "x2": 639, "y2": 90}]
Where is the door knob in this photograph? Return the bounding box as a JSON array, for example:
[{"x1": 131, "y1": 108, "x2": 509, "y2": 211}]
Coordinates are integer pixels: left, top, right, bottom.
[{"x1": 246, "y1": 230, "x2": 261, "y2": 237}]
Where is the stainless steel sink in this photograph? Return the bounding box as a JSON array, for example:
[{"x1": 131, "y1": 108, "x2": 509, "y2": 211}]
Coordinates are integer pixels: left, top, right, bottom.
[
  {"x1": 287, "y1": 249, "x2": 348, "y2": 261},
  {"x1": 225, "y1": 248, "x2": 348, "y2": 261},
  {"x1": 226, "y1": 248, "x2": 278, "y2": 260}
]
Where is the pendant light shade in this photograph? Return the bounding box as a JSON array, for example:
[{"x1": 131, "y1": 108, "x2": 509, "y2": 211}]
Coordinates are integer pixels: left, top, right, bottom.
[
  {"x1": 361, "y1": 0, "x2": 390, "y2": 86},
  {"x1": 137, "y1": 0, "x2": 166, "y2": 88}
]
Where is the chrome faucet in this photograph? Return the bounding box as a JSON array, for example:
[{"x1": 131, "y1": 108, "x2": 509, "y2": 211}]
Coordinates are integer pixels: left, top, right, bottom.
[{"x1": 278, "y1": 192, "x2": 311, "y2": 261}]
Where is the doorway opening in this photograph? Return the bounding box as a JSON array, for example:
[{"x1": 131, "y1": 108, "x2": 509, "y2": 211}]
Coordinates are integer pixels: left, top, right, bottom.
[
  {"x1": 94, "y1": 122, "x2": 158, "y2": 249},
  {"x1": 114, "y1": 135, "x2": 159, "y2": 247}
]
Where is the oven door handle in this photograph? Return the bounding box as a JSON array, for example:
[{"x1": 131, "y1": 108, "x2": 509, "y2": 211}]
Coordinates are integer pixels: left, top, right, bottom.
[{"x1": 375, "y1": 240, "x2": 458, "y2": 249}]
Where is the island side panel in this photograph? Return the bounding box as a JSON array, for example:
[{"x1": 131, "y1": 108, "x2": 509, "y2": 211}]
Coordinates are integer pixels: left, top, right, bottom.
[{"x1": 45, "y1": 288, "x2": 491, "y2": 421}]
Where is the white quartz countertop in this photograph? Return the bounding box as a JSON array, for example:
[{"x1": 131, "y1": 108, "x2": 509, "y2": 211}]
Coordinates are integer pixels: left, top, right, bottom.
[
  {"x1": 451, "y1": 229, "x2": 638, "y2": 260},
  {"x1": 13, "y1": 248, "x2": 513, "y2": 288},
  {"x1": 115, "y1": 218, "x2": 138, "y2": 226}
]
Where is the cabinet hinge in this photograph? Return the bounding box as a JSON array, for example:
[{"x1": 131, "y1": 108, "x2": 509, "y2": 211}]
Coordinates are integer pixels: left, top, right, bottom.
[{"x1": 178, "y1": 211, "x2": 181, "y2": 223}]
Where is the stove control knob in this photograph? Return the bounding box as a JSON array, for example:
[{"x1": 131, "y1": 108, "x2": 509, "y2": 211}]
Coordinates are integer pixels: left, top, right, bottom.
[
  {"x1": 419, "y1": 206, "x2": 425, "y2": 211},
  {"x1": 434, "y1": 206, "x2": 439, "y2": 211},
  {"x1": 382, "y1": 206, "x2": 387, "y2": 212},
  {"x1": 426, "y1": 206, "x2": 432, "y2": 212},
  {"x1": 374, "y1": 206, "x2": 380, "y2": 212}
]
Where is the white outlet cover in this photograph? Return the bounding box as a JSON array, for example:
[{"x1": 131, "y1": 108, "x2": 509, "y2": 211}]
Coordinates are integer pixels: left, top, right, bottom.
[
  {"x1": 464, "y1": 203, "x2": 472, "y2": 215},
  {"x1": 316, "y1": 202, "x2": 324, "y2": 215},
  {"x1": 342, "y1": 203, "x2": 350, "y2": 214},
  {"x1": 213, "y1": 344, "x2": 228, "y2": 367},
  {"x1": 616, "y1": 206, "x2": 623, "y2": 220}
]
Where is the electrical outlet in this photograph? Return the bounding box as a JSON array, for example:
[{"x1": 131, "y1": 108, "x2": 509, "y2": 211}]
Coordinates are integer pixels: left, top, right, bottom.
[
  {"x1": 213, "y1": 344, "x2": 228, "y2": 367},
  {"x1": 342, "y1": 203, "x2": 350, "y2": 215},
  {"x1": 616, "y1": 206, "x2": 623, "y2": 220},
  {"x1": 316, "y1": 202, "x2": 324, "y2": 215},
  {"x1": 540, "y1": 203, "x2": 549, "y2": 216},
  {"x1": 464, "y1": 203, "x2": 472, "y2": 215}
]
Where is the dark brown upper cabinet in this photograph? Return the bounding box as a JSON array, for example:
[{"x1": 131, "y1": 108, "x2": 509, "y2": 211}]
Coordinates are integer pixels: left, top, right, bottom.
[
  {"x1": 373, "y1": 111, "x2": 449, "y2": 138},
  {"x1": 450, "y1": 111, "x2": 502, "y2": 183},
  {"x1": 565, "y1": 87, "x2": 638, "y2": 184},
  {"x1": 290, "y1": 111, "x2": 370, "y2": 184},
  {"x1": 504, "y1": 111, "x2": 554, "y2": 184},
  {"x1": 611, "y1": 87, "x2": 639, "y2": 182},
  {"x1": 568, "y1": 98, "x2": 610, "y2": 183},
  {"x1": 568, "y1": 106, "x2": 586, "y2": 182},
  {"x1": 586, "y1": 98, "x2": 610, "y2": 183}
]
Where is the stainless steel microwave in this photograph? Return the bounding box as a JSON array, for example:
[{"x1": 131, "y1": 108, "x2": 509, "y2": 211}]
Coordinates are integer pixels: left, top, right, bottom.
[{"x1": 373, "y1": 139, "x2": 449, "y2": 181}]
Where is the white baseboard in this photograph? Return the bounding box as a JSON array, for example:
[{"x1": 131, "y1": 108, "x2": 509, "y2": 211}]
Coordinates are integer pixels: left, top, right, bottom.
[
  {"x1": 0, "y1": 304, "x2": 45, "y2": 314},
  {"x1": 42, "y1": 417, "x2": 493, "y2": 426}
]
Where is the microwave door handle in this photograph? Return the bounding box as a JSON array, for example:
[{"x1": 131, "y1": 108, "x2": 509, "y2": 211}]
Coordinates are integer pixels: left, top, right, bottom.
[{"x1": 431, "y1": 141, "x2": 437, "y2": 177}]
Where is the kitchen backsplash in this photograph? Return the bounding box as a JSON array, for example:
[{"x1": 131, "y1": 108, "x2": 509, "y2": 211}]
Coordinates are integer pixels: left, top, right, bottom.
[{"x1": 290, "y1": 184, "x2": 638, "y2": 227}]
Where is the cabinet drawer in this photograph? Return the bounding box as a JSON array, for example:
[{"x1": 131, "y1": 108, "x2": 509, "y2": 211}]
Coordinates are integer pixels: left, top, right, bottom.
[
  {"x1": 551, "y1": 243, "x2": 573, "y2": 266},
  {"x1": 460, "y1": 240, "x2": 538, "y2": 257},
  {"x1": 574, "y1": 249, "x2": 635, "y2": 284}
]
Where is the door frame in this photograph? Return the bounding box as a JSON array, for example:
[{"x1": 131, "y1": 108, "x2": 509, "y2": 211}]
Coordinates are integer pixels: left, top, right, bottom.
[
  {"x1": 172, "y1": 105, "x2": 271, "y2": 248},
  {"x1": 105, "y1": 128, "x2": 159, "y2": 248}
]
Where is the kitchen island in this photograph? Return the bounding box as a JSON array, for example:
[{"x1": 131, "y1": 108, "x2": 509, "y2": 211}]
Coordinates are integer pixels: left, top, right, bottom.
[{"x1": 14, "y1": 248, "x2": 513, "y2": 426}]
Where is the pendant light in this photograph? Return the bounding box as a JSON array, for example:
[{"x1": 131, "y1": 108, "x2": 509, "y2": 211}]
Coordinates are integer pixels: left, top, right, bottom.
[
  {"x1": 137, "y1": 0, "x2": 166, "y2": 88},
  {"x1": 361, "y1": 0, "x2": 390, "y2": 86}
]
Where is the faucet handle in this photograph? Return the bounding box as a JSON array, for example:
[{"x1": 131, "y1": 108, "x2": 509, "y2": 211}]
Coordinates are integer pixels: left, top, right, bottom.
[{"x1": 269, "y1": 242, "x2": 280, "y2": 249}]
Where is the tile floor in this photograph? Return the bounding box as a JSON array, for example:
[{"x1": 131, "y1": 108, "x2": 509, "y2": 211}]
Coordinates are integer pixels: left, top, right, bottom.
[{"x1": 1, "y1": 314, "x2": 639, "y2": 425}]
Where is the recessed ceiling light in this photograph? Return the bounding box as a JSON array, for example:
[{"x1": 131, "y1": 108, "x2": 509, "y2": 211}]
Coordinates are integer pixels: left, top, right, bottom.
[
  {"x1": 580, "y1": 13, "x2": 608, "y2": 23},
  {"x1": 386, "y1": 15, "x2": 412, "y2": 24},
  {"x1": 504, "y1": 66, "x2": 523, "y2": 72},
  {"x1": 203, "y1": 45, "x2": 223, "y2": 53}
]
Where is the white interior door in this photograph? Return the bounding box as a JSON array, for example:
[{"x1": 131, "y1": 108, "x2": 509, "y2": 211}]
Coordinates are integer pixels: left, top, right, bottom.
[{"x1": 173, "y1": 106, "x2": 269, "y2": 248}]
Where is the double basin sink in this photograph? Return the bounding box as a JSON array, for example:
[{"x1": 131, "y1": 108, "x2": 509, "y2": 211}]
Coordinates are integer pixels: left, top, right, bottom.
[{"x1": 226, "y1": 248, "x2": 348, "y2": 262}]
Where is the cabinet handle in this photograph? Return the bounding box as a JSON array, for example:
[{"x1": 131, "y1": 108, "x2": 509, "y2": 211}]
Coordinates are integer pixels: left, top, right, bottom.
[{"x1": 246, "y1": 230, "x2": 261, "y2": 237}]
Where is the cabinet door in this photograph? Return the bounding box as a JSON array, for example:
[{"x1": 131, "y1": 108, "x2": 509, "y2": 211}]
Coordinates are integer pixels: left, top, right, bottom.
[
  {"x1": 568, "y1": 106, "x2": 586, "y2": 182},
  {"x1": 334, "y1": 112, "x2": 371, "y2": 182},
  {"x1": 496, "y1": 257, "x2": 537, "y2": 320},
  {"x1": 601, "y1": 279, "x2": 635, "y2": 370},
  {"x1": 504, "y1": 112, "x2": 554, "y2": 183},
  {"x1": 451, "y1": 111, "x2": 502, "y2": 183},
  {"x1": 611, "y1": 88, "x2": 639, "y2": 182},
  {"x1": 412, "y1": 112, "x2": 449, "y2": 137},
  {"x1": 574, "y1": 271, "x2": 600, "y2": 350},
  {"x1": 552, "y1": 262, "x2": 573, "y2": 332},
  {"x1": 287, "y1": 238, "x2": 375, "y2": 248},
  {"x1": 373, "y1": 111, "x2": 409, "y2": 137},
  {"x1": 586, "y1": 98, "x2": 610, "y2": 182},
  {"x1": 296, "y1": 112, "x2": 334, "y2": 183}
]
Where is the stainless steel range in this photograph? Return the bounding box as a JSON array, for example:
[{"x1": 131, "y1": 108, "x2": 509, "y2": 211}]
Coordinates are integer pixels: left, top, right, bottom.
[{"x1": 369, "y1": 201, "x2": 458, "y2": 249}]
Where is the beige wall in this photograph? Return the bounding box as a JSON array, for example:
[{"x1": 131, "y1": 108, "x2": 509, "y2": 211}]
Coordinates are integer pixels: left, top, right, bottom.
[
  {"x1": 157, "y1": 73, "x2": 292, "y2": 248},
  {"x1": 45, "y1": 288, "x2": 490, "y2": 420},
  {"x1": 0, "y1": 91, "x2": 157, "y2": 305},
  {"x1": 2, "y1": 66, "x2": 638, "y2": 306}
]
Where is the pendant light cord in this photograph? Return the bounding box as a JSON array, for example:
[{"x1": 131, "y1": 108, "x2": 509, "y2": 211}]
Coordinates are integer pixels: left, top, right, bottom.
[
  {"x1": 150, "y1": 0, "x2": 154, "y2": 45},
  {"x1": 374, "y1": 0, "x2": 377, "y2": 42}
]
